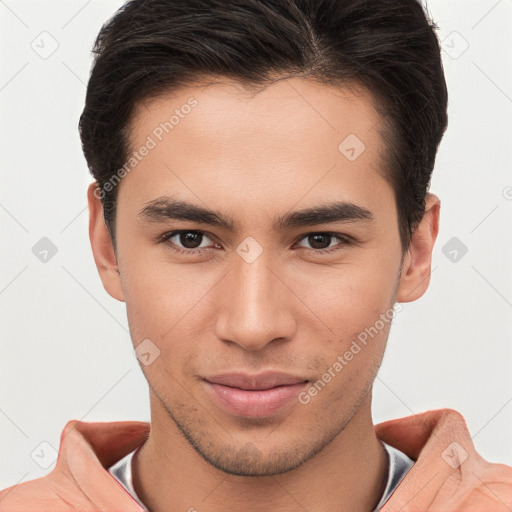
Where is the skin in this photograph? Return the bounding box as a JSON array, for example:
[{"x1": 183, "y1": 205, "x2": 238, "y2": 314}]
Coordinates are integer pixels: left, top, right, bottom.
[{"x1": 88, "y1": 77, "x2": 440, "y2": 512}]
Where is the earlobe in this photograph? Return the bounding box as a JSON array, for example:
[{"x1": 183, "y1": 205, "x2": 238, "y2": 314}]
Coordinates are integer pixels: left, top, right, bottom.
[
  {"x1": 87, "y1": 182, "x2": 125, "y2": 302},
  {"x1": 396, "y1": 193, "x2": 440, "y2": 303}
]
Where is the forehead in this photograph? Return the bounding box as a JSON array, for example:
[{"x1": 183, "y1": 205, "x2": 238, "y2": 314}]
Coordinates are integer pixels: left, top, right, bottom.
[
  {"x1": 131, "y1": 77, "x2": 383, "y2": 150},
  {"x1": 119, "y1": 77, "x2": 393, "y2": 221}
]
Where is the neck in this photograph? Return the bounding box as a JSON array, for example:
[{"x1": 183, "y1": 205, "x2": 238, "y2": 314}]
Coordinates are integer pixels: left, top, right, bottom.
[{"x1": 132, "y1": 392, "x2": 388, "y2": 512}]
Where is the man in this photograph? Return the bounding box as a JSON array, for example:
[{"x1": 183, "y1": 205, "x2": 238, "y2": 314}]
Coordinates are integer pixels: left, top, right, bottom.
[{"x1": 1, "y1": 0, "x2": 511, "y2": 510}]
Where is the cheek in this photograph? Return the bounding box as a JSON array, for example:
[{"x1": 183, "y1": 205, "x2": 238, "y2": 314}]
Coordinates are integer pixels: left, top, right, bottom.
[
  {"x1": 120, "y1": 254, "x2": 219, "y2": 357},
  {"x1": 292, "y1": 257, "x2": 399, "y2": 336}
]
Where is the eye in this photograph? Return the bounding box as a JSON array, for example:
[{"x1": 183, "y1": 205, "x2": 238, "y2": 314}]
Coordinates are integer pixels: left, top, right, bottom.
[
  {"x1": 160, "y1": 230, "x2": 220, "y2": 255},
  {"x1": 159, "y1": 230, "x2": 353, "y2": 257},
  {"x1": 295, "y1": 232, "x2": 353, "y2": 254}
]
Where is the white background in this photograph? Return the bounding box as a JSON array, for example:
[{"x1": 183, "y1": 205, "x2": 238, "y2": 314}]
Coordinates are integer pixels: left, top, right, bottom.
[{"x1": 1, "y1": 0, "x2": 511, "y2": 489}]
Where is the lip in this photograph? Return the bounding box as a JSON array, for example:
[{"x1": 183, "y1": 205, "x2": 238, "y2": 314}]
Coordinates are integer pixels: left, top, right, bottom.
[{"x1": 203, "y1": 372, "x2": 308, "y2": 418}]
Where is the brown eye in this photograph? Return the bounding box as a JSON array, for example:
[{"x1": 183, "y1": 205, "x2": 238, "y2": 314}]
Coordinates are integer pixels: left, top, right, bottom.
[
  {"x1": 307, "y1": 233, "x2": 334, "y2": 249},
  {"x1": 178, "y1": 231, "x2": 204, "y2": 249},
  {"x1": 160, "y1": 230, "x2": 219, "y2": 254},
  {"x1": 296, "y1": 232, "x2": 352, "y2": 254}
]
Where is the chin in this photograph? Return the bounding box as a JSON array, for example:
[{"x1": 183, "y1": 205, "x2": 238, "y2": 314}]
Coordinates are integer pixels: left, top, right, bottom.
[{"x1": 199, "y1": 444, "x2": 311, "y2": 477}]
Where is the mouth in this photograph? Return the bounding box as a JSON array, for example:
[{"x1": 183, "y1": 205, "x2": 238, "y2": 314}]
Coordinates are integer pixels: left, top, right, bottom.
[{"x1": 202, "y1": 371, "x2": 309, "y2": 418}]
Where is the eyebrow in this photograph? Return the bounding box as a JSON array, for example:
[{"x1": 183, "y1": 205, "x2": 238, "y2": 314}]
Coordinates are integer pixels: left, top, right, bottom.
[{"x1": 138, "y1": 196, "x2": 374, "y2": 231}]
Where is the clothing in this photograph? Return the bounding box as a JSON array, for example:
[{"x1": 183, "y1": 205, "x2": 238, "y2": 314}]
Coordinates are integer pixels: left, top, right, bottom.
[
  {"x1": 373, "y1": 442, "x2": 415, "y2": 511},
  {"x1": 107, "y1": 438, "x2": 414, "y2": 511},
  {"x1": 1, "y1": 409, "x2": 511, "y2": 511},
  {"x1": 108, "y1": 445, "x2": 148, "y2": 510}
]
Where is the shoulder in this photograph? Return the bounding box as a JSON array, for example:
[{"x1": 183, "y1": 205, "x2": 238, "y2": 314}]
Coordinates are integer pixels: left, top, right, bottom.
[
  {"x1": 0, "y1": 472, "x2": 94, "y2": 511},
  {"x1": 430, "y1": 458, "x2": 512, "y2": 511},
  {"x1": 0, "y1": 418, "x2": 150, "y2": 511},
  {"x1": 379, "y1": 408, "x2": 512, "y2": 511}
]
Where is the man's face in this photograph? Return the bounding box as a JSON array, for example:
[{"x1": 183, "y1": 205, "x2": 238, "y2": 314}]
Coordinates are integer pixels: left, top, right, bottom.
[{"x1": 104, "y1": 78, "x2": 406, "y2": 475}]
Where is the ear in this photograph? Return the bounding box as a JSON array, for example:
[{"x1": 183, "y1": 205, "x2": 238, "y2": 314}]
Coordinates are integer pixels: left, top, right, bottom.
[
  {"x1": 87, "y1": 182, "x2": 125, "y2": 302},
  {"x1": 396, "y1": 193, "x2": 440, "y2": 303}
]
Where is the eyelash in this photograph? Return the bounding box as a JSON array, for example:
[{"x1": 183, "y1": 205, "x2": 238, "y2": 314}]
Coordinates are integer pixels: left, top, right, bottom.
[{"x1": 158, "y1": 230, "x2": 354, "y2": 256}]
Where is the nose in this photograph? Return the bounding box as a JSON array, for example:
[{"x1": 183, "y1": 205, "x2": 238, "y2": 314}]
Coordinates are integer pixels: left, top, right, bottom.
[{"x1": 214, "y1": 252, "x2": 298, "y2": 352}]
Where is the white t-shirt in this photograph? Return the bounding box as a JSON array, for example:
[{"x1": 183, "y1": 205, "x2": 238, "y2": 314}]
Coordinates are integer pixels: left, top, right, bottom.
[{"x1": 108, "y1": 440, "x2": 414, "y2": 511}]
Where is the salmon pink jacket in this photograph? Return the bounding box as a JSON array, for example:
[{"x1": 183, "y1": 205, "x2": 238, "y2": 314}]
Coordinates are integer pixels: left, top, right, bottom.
[{"x1": 1, "y1": 408, "x2": 511, "y2": 511}]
